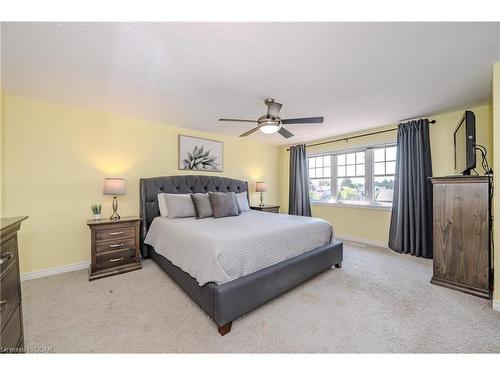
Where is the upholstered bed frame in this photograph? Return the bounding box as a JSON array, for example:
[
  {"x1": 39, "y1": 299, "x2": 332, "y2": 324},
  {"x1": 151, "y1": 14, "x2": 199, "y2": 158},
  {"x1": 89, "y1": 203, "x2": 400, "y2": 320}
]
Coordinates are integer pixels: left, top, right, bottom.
[{"x1": 139, "y1": 175, "x2": 343, "y2": 335}]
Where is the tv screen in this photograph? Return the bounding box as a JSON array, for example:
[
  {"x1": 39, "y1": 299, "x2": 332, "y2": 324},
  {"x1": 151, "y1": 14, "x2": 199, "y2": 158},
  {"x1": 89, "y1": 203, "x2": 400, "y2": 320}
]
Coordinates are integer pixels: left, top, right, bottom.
[{"x1": 454, "y1": 111, "x2": 476, "y2": 175}]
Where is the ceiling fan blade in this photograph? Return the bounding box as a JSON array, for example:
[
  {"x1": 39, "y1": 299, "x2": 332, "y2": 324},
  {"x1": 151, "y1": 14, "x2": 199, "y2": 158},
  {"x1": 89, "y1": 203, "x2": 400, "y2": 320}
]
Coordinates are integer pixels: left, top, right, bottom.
[
  {"x1": 266, "y1": 102, "x2": 282, "y2": 118},
  {"x1": 278, "y1": 127, "x2": 294, "y2": 138},
  {"x1": 219, "y1": 118, "x2": 258, "y2": 123},
  {"x1": 281, "y1": 116, "x2": 324, "y2": 125},
  {"x1": 239, "y1": 127, "x2": 260, "y2": 137}
]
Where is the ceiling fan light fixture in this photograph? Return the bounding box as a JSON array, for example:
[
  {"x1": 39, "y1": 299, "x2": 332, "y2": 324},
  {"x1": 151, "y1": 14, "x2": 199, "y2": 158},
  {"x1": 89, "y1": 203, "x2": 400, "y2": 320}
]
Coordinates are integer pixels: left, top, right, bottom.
[{"x1": 259, "y1": 119, "x2": 280, "y2": 134}]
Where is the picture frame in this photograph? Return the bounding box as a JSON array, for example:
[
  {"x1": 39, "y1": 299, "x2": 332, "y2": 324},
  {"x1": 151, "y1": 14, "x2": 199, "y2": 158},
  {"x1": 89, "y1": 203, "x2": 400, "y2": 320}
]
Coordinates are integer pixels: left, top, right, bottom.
[{"x1": 178, "y1": 135, "x2": 223, "y2": 172}]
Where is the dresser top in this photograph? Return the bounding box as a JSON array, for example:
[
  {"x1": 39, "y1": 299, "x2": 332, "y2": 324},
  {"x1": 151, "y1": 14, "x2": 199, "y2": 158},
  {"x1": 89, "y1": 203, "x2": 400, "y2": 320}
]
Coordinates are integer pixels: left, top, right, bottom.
[
  {"x1": 430, "y1": 175, "x2": 490, "y2": 184},
  {"x1": 0, "y1": 216, "x2": 28, "y2": 233}
]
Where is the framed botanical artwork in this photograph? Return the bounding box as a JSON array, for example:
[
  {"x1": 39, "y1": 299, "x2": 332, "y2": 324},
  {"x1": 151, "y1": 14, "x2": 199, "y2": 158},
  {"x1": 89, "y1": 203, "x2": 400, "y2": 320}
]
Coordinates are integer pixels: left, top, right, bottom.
[{"x1": 178, "y1": 135, "x2": 223, "y2": 172}]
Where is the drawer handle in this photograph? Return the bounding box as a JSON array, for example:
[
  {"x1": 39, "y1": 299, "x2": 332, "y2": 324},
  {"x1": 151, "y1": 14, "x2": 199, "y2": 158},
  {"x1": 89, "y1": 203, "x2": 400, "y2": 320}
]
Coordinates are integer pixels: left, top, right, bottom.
[
  {"x1": 109, "y1": 243, "x2": 124, "y2": 248},
  {"x1": 0, "y1": 300, "x2": 7, "y2": 312},
  {"x1": 109, "y1": 257, "x2": 124, "y2": 262},
  {"x1": 108, "y1": 231, "x2": 124, "y2": 236},
  {"x1": 0, "y1": 252, "x2": 13, "y2": 264}
]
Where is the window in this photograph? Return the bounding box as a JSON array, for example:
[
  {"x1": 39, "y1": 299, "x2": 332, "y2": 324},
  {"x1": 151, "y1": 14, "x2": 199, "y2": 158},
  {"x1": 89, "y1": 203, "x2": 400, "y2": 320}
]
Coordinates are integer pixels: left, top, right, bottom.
[
  {"x1": 308, "y1": 144, "x2": 397, "y2": 207},
  {"x1": 308, "y1": 155, "x2": 332, "y2": 202},
  {"x1": 373, "y1": 145, "x2": 396, "y2": 206},
  {"x1": 337, "y1": 151, "x2": 366, "y2": 203}
]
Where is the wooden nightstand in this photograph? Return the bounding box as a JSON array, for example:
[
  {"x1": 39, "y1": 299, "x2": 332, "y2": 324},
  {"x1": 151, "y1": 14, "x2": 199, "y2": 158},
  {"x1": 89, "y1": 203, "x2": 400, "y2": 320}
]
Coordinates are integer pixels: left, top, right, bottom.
[
  {"x1": 250, "y1": 205, "x2": 280, "y2": 213},
  {"x1": 87, "y1": 216, "x2": 142, "y2": 281}
]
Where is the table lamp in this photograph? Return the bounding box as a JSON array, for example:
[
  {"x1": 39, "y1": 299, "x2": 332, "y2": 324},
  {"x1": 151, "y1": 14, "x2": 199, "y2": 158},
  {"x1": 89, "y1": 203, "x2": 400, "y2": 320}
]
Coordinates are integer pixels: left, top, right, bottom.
[
  {"x1": 255, "y1": 181, "x2": 267, "y2": 207},
  {"x1": 103, "y1": 178, "x2": 126, "y2": 220}
]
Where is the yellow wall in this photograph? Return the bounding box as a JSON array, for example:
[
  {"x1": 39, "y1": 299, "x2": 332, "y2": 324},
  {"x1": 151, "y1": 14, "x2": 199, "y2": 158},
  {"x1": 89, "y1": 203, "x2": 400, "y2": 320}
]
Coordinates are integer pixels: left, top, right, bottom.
[
  {"x1": 492, "y1": 62, "x2": 500, "y2": 306},
  {"x1": 1, "y1": 94, "x2": 280, "y2": 274},
  {"x1": 279, "y1": 104, "x2": 493, "y2": 245}
]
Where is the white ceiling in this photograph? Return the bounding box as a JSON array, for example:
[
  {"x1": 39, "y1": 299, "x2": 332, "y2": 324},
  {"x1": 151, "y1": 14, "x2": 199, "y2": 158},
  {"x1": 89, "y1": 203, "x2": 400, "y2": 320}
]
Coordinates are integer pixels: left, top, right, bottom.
[{"x1": 2, "y1": 22, "x2": 500, "y2": 145}]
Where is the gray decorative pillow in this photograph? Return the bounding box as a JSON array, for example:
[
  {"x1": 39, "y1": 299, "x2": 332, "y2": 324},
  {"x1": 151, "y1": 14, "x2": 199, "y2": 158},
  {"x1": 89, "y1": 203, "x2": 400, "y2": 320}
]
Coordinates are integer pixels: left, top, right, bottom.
[
  {"x1": 235, "y1": 191, "x2": 250, "y2": 213},
  {"x1": 190, "y1": 193, "x2": 213, "y2": 219},
  {"x1": 208, "y1": 192, "x2": 239, "y2": 218},
  {"x1": 164, "y1": 193, "x2": 196, "y2": 218}
]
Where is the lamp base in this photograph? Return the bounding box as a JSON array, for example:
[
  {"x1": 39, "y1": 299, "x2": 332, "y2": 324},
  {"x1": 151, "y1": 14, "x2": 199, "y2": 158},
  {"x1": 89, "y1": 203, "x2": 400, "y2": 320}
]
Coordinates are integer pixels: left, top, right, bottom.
[
  {"x1": 259, "y1": 192, "x2": 264, "y2": 207},
  {"x1": 110, "y1": 196, "x2": 120, "y2": 220}
]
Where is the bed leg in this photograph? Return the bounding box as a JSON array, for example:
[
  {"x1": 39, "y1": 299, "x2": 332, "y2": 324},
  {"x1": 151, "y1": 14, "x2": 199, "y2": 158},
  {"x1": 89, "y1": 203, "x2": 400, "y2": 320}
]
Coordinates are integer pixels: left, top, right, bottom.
[
  {"x1": 334, "y1": 262, "x2": 342, "y2": 268},
  {"x1": 218, "y1": 322, "x2": 232, "y2": 336}
]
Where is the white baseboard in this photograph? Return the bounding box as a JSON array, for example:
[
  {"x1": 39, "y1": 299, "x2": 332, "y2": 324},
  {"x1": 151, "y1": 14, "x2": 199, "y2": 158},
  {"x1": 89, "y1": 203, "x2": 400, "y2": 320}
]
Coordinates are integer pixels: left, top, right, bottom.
[
  {"x1": 21, "y1": 260, "x2": 89, "y2": 282},
  {"x1": 336, "y1": 234, "x2": 389, "y2": 249},
  {"x1": 493, "y1": 301, "x2": 500, "y2": 312}
]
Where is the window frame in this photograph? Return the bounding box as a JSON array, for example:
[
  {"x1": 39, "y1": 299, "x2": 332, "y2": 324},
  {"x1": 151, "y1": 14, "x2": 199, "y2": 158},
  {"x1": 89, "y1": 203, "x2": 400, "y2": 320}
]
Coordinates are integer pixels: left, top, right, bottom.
[{"x1": 307, "y1": 142, "x2": 396, "y2": 209}]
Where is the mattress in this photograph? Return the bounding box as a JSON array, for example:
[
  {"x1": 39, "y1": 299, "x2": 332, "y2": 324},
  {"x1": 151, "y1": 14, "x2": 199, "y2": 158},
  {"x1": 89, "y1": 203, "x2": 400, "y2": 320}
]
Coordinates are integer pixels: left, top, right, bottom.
[{"x1": 144, "y1": 210, "x2": 333, "y2": 285}]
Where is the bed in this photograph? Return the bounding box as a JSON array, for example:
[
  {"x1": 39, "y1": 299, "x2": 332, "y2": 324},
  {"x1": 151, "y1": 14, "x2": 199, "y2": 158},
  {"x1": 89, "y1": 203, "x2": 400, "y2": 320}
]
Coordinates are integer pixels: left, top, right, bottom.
[{"x1": 140, "y1": 175, "x2": 343, "y2": 335}]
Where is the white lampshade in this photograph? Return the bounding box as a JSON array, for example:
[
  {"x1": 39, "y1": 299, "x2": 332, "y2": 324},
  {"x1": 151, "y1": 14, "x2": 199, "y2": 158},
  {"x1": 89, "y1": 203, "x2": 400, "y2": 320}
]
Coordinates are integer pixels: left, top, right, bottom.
[
  {"x1": 103, "y1": 178, "x2": 126, "y2": 195},
  {"x1": 255, "y1": 181, "x2": 268, "y2": 192}
]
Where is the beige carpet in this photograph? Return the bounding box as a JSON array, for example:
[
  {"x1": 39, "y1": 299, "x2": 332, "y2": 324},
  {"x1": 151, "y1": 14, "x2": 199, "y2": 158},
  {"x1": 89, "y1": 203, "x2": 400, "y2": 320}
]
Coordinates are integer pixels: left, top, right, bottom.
[{"x1": 21, "y1": 243, "x2": 500, "y2": 353}]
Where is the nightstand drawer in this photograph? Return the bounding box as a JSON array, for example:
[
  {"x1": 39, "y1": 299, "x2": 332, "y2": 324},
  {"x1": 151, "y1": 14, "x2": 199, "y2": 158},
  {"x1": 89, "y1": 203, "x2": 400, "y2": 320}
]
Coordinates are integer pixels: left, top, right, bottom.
[
  {"x1": 1, "y1": 236, "x2": 18, "y2": 276},
  {"x1": 1, "y1": 262, "x2": 21, "y2": 332},
  {"x1": 96, "y1": 247, "x2": 136, "y2": 270},
  {"x1": 96, "y1": 237, "x2": 136, "y2": 254},
  {"x1": 95, "y1": 226, "x2": 135, "y2": 242},
  {"x1": 260, "y1": 207, "x2": 279, "y2": 213}
]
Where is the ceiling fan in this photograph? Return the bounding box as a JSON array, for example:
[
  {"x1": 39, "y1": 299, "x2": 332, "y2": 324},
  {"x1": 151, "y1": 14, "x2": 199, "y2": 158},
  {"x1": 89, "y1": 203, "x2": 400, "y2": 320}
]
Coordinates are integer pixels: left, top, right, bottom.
[{"x1": 218, "y1": 98, "x2": 324, "y2": 138}]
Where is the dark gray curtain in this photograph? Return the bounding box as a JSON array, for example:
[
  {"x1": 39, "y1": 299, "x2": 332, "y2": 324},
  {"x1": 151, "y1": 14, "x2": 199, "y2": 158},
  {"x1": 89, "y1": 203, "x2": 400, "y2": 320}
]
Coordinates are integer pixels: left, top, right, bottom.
[
  {"x1": 388, "y1": 119, "x2": 433, "y2": 258},
  {"x1": 289, "y1": 144, "x2": 311, "y2": 216}
]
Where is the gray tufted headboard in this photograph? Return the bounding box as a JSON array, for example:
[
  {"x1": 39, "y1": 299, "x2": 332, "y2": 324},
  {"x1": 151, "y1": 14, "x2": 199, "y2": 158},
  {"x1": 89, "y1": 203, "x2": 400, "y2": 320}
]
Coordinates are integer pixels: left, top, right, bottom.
[{"x1": 139, "y1": 175, "x2": 249, "y2": 257}]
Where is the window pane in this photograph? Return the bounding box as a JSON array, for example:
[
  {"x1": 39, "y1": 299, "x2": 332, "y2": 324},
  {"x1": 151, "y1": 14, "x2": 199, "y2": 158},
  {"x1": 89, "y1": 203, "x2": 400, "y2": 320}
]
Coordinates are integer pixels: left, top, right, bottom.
[
  {"x1": 374, "y1": 162, "x2": 385, "y2": 175},
  {"x1": 316, "y1": 167, "x2": 323, "y2": 178},
  {"x1": 338, "y1": 166, "x2": 346, "y2": 177},
  {"x1": 337, "y1": 177, "x2": 366, "y2": 202},
  {"x1": 374, "y1": 176, "x2": 395, "y2": 205},
  {"x1": 356, "y1": 152, "x2": 365, "y2": 164},
  {"x1": 309, "y1": 158, "x2": 315, "y2": 168},
  {"x1": 346, "y1": 153, "x2": 356, "y2": 165},
  {"x1": 346, "y1": 165, "x2": 355, "y2": 176},
  {"x1": 323, "y1": 167, "x2": 331, "y2": 177},
  {"x1": 386, "y1": 161, "x2": 396, "y2": 175},
  {"x1": 337, "y1": 154, "x2": 346, "y2": 165},
  {"x1": 309, "y1": 178, "x2": 331, "y2": 202},
  {"x1": 356, "y1": 164, "x2": 365, "y2": 176},
  {"x1": 309, "y1": 168, "x2": 316, "y2": 178},
  {"x1": 316, "y1": 157, "x2": 323, "y2": 168},
  {"x1": 374, "y1": 148, "x2": 385, "y2": 162},
  {"x1": 323, "y1": 156, "x2": 331, "y2": 167},
  {"x1": 386, "y1": 146, "x2": 397, "y2": 161}
]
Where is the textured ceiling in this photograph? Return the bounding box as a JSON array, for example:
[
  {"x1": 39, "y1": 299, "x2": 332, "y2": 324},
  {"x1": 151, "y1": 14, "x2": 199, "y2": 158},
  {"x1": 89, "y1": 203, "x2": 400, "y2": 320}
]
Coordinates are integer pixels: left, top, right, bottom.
[{"x1": 2, "y1": 22, "x2": 500, "y2": 144}]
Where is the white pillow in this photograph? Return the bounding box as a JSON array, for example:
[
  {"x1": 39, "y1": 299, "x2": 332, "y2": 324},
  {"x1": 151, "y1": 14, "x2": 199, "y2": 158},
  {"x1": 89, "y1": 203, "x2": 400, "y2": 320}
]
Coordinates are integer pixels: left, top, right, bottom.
[
  {"x1": 235, "y1": 191, "x2": 250, "y2": 212},
  {"x1": 164, "y1": 193, "x2": 196, "y2": 218},
  {"x1": 157, "y1": 193, "x2": 170, "y2": 217}
]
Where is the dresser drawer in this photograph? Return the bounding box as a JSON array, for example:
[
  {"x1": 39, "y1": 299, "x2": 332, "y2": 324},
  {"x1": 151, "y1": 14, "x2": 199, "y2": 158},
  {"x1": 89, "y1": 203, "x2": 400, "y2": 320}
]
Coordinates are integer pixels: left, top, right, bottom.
[
  {"x1": 95, "y1": 225, "x2": 135, "y2": 242},
  {"x1": 1, "y1": 236, "x2": 18, "y2": 276},
  {"x1": 1, "y1": 262, "x2": 21, "y2": 332},
  {"x1": 96, "y1": 247, "x2": 136, "y2": 270},
  {"x1": 96, "y1": 237, "x2": 136, "y2": 254},
  {"x1": 0, "y1": 304, "x2": 22, "y2": 353}
]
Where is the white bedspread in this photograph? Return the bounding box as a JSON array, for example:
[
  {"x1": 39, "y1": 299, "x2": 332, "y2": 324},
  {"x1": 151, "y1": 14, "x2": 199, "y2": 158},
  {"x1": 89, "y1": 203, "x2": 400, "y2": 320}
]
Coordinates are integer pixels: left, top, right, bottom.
[
  {"x1": 144, "y1": 211, "x2": 333, "y2": 285},
  {"x1": 144, "y1": 210, "x2": 333, "y2": 286}
]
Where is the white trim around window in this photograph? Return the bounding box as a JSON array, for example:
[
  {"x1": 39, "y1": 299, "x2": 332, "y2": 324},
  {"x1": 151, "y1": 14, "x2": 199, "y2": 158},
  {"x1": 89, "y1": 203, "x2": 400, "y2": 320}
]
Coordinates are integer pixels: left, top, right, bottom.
[{"x1": 307, "y1": 142, "x2": 397, "y2": 209}]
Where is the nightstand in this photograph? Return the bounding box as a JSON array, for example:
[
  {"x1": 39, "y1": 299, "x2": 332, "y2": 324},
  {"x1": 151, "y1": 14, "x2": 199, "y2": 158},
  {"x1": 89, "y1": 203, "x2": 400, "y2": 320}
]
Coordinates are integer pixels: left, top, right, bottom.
[
  {"x1": 87, "y1": 216, "x2": 142, "y2": 281},
  {"x1": 250, "y1": 205, "x2": 280, "y2": 213}
]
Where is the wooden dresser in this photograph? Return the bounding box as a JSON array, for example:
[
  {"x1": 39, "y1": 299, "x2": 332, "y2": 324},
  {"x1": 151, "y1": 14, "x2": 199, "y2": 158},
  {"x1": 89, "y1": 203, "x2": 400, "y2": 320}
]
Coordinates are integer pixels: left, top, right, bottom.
[
  {"x1": 430, "y1": 176, "x2": 491, "y2": 299},
  {"x1": 1, "y1": 216, "x2": 28, "y2": 353},
  {"x1": 87, "y1": 216, "x2": 142, "y2": 281}
]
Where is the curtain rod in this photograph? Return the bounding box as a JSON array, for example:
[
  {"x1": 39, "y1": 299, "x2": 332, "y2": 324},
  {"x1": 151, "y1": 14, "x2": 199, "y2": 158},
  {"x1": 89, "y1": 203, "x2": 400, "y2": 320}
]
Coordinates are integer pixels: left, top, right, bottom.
[{"x1": 286, "y1": 119, "x2": 436, "y2": 151}]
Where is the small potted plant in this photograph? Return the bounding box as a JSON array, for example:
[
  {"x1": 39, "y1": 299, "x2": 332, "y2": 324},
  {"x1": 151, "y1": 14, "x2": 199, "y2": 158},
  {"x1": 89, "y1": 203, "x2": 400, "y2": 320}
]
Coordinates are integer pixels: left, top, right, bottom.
[{"x1": 91, "y1": 204, "x2": 102, "y2": 221}]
